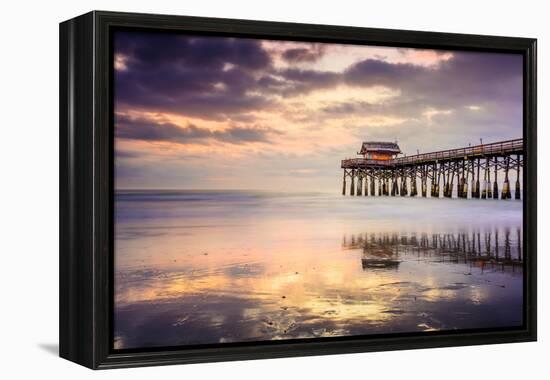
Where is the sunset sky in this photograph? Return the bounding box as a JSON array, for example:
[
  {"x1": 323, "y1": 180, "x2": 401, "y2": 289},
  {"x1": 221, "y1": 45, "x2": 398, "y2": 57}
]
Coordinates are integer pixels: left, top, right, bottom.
[{"x1": 114, "y1": 31, "x2": 523, "y2": 191}]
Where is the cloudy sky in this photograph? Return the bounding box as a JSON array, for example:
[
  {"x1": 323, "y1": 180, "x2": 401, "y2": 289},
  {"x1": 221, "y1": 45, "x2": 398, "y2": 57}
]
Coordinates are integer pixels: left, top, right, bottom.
[{"x1": 114, "y1": 31, "x2": 523, "y2": 191}]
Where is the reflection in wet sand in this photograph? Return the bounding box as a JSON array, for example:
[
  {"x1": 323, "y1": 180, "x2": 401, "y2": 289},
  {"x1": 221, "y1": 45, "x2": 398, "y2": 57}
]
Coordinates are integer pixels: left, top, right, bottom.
[
  {"x1": 344, "y1": 229, "x2": 522, "y2": 273},
  {"x1": 114, "y1": 191, "x2": 523, "y2": 349}
]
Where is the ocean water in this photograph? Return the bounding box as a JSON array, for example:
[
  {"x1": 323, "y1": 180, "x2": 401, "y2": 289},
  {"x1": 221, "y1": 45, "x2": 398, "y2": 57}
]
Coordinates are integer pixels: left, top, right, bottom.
[{"x1": 114, "y1": 190, "x2": 523, "y2": 349}]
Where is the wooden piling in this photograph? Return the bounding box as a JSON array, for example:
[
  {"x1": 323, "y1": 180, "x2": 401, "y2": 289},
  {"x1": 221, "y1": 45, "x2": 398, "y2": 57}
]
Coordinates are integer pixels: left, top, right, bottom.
[
  {"x1": 395, "y1": 173, "x2": 400, "y2": 196},
  {"x1": 435, "y1": 162, "x2": 441, "y2": 198},
  {"x1": 481, "y1": 158, "x2": 487, "y2": 199},
  {"x1": 475, "y1": 158, "x2": 481, "y2": 198},
  {"x1": 430, "y1": 164, "x2": 435, "y2": 197},
  {"x1": 449, "y1": 163, "x2": 456, "y2": 198},
  {"x1": 463, "y1": 160, "x2": 469, "y2": 198},
  {"x1": 444, "y1": 167, "x2": 449, "y2": 198},
  {"x1": 493, "y1": 158, "x2": 498, "y2": 199},
  {"x1": 486, "y1": 158, "x2": 492, "y2": 198},
  {"x1": 456, "y1": 162, "x2": 462, "y2": 198},
  {"x1": 342, "y1": 172, "x2": 346, "y2": 196},
  {"x1": 350, "y1": 170, "x2": 355, "y2": 196},
  {"x1": 442, "y1": 169, "x2": 448, "y2": 197},
  {"x1": 515, "y1": 154, "x2": 521, "y2": 200},
  {"x1": 502, "y1": 156, "x2": 511, "y2": 199},
  {"x1": 421, "y1": 171, "x2": 427, "y2": 197}
]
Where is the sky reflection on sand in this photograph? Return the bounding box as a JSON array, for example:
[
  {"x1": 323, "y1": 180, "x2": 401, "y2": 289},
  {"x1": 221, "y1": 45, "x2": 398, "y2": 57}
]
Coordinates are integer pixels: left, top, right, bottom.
[{"x1": 114, "y1": 192, "x2": 523, "y2": 349}]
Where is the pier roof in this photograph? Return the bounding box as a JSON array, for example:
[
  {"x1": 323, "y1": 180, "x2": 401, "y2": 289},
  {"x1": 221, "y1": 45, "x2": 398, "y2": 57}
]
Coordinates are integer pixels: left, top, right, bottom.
[{"x1": 359, "y1": 141, "x2": 401, "y2": 155}]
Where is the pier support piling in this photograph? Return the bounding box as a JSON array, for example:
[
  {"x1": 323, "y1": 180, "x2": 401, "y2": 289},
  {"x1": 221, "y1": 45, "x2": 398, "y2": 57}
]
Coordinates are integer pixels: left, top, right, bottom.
[
  {"x1": 493, "y1": 158, "x2": 499, "y2": 199},
  {"x1": 342, "y1": 173, "x2": 346, "y2": 196},
  {"x1": 391, "y1": 175, "x2": 398, "y2": 196},
  {"x1": 449, "y1": 164, "x2": 455, "y2": 198},
  {"x1": 443, "y1": 166, "x2": 451, "y2": 198},
  {"x1": 463, "y1": 162, "x2": 469, "y2": 199},
  {"x1": 475, "y1": 159, "x2": 481, "y2": 198},
  {"x1": 481, "y1": 164, "x2": 487, "y2": 199},
  {"x1": 486, "y1": 158, "x2": 492, "y2": 199},
  {"x1": 515, "y1": 154, "x2": 521, "y2": 200},
  {"x1": 502, "y1": 156, "x2": 511, "y2": 199},
  {"x1": 435, "y1": 164, "x2": 441, "y2": 198}
]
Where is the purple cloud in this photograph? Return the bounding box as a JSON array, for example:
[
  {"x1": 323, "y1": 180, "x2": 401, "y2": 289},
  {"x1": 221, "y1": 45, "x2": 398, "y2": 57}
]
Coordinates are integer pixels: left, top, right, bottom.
[
  {"x1": 282, "y1": 44, "x2": 326, "y2": 63},
  {"x1": 115, "y1": 114, "x2": 282, "y2": 145},
  {"x1": 115, "y1": 32, "x2": 275, "y2": 120}
]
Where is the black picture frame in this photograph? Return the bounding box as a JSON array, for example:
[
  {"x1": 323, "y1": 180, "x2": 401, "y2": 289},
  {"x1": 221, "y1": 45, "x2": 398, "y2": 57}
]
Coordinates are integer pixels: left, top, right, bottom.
[{"x1": 59, "y1": 10, "x2": 537, "y2": 369}]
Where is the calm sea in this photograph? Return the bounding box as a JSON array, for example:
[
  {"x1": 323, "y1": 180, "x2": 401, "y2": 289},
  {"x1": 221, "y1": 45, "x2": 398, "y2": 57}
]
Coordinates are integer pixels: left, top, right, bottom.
[{"x1": 114, "y1": 190, "x2": 523, "y2": 349}]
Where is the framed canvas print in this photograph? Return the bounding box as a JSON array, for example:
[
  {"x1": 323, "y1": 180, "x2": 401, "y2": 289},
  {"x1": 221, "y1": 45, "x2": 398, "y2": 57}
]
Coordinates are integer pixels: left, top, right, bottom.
[{"x1": 59, "y1": 11, "x2": 537, "y2": 369}]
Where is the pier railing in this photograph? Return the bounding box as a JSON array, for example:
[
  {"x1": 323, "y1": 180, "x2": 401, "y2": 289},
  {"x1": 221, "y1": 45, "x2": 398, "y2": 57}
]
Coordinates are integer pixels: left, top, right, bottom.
[
  {"x1": 393, "y1": 138, "x2": 523, "y2": 166},
  {"x1": 342, "y1": 138, "x2": 523, "y2": 169}
]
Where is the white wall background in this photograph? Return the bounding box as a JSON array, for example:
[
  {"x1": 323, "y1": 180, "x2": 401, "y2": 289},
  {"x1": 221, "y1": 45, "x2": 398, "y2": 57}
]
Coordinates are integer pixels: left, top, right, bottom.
[{"x1": 0, "y1": 0, "x2": 547, "y2": 378}]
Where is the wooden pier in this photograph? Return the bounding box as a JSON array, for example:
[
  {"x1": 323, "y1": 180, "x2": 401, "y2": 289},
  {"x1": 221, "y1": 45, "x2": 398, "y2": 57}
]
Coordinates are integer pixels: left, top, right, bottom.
[{"x1": 341, "y1": 138, "x2": 523, "y2": 199}]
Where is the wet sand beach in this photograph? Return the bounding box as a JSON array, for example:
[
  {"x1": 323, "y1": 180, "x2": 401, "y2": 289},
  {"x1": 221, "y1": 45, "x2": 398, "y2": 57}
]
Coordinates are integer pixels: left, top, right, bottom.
[{"x1": 114, "y1": 191, "x2": 523, "y2": 349}]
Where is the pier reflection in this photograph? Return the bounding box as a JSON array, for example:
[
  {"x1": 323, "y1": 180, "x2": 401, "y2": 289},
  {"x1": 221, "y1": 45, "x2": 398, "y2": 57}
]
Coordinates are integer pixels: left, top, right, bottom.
[{"x1": 342, "y1": 229, "x2": 522, "y2": 273}]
